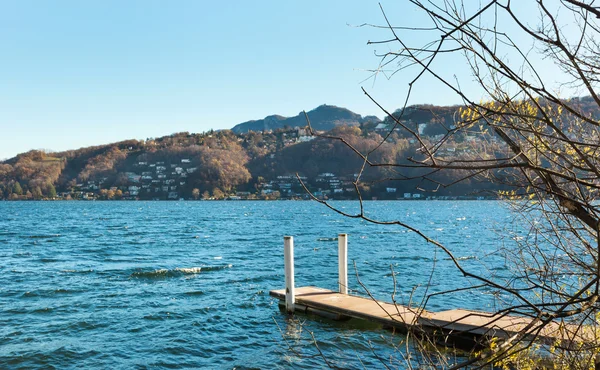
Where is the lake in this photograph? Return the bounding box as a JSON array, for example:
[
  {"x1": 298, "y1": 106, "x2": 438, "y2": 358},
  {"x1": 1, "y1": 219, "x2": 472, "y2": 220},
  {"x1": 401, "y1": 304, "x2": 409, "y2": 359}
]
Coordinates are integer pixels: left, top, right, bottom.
[{"x1": 0, "y1": 200, "x2": 517, "y2": 369}]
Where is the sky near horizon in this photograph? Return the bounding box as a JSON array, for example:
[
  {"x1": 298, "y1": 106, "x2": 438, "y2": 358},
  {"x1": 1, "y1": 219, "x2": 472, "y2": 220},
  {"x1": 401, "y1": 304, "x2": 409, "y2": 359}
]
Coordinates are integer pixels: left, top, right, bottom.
[{"x1": 0, "y1": 1, "x2": 566, "y2": 159}]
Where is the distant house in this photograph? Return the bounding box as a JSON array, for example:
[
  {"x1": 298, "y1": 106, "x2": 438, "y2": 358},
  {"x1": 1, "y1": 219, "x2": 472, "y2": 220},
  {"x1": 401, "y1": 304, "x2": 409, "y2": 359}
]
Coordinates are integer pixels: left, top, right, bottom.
[
  {"x1": 404, "y1": 193, "x2": 412, "y2": 198},
  {"x1": 297, "y1": 136, "x2": 313, "y2": 143},
  {"x1": 386, "y1": 188, "x2": 397, "y2": 193},
  {"x1": 412, "y1": 193, "x2": 422, "y2": 199},
  {"x1": 168, "y1": 192, "x2": 179, "y2": 199},
  {"x1": 126, "y1": 173, "x2": 141, "y2": 183},
  {"x1": 186, "y1": 167, "x2": 197, "y2": 174},
  {"x1": 181, "y1": 159, "x2": 191, "y2": 163}
]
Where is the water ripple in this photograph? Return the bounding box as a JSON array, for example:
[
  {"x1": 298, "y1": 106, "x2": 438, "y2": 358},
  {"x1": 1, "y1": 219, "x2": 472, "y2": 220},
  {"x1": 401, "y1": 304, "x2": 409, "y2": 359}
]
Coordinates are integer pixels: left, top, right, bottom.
[{"x1": 0, "y1": 200, "x2": 514, "y2": 369}]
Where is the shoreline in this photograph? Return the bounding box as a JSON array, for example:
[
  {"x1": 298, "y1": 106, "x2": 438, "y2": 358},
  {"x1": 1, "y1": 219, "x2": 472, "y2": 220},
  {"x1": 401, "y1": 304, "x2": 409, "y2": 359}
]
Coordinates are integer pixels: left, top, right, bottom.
[{"x1": 0, "y1": 197, "x2": 501, "y2": 202}]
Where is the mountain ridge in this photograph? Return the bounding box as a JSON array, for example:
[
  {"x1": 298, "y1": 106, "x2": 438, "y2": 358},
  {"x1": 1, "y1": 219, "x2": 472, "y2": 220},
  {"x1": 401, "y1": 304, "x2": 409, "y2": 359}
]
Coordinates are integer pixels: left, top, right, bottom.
[{"x1": 231, "y1": 104, "x2": 381, "y2": 133}]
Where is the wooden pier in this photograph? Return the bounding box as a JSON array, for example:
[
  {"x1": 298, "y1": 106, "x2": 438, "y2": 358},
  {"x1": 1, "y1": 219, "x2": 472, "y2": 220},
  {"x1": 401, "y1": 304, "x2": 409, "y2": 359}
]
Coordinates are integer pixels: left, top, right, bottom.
[{"x1": 270, "y1": 235, "x2": 591, "y2": 348}]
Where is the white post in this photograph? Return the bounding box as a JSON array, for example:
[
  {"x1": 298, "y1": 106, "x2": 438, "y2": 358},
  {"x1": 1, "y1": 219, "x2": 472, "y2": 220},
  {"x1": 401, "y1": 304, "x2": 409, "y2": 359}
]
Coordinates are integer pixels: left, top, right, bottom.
[
  {"x1": 284, "y1": 236, "x2": 295, "y2": 313},
  {"x1": 338, "y1": 233, "x2": 348, "y2": 294}
]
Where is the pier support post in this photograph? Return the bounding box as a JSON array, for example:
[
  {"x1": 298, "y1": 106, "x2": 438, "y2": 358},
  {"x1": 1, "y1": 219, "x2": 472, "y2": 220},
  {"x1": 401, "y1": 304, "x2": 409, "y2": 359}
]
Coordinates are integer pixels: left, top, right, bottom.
[
  {"x1": 338, "y1": 233, "x2": 348, "y2": 294},
  {"x1": 284, "y1": 236, "x2": 295, "y2": 313}
]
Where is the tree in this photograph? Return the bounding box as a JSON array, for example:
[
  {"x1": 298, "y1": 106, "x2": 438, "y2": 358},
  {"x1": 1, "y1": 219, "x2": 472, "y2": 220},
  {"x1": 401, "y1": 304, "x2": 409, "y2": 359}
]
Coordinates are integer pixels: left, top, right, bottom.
[
  {"x1": 46, "y1": 183, "x2": 57, "y2": 199},
  {"x1": 12, "y1": 181, "x2": 22, "y2": 196},
  {"x1": 212, "y1": 188, "x2": 224, "y2": 200},
  {"x1": 32, "y1": 186, "x2": 42, "y2": 200},
  {"x1": 192, "y1": 188, "x2": 200, "y2": 200},
  {"x1": 106, "y1": 189, "x2": 115, "y2": 200},
  {"x1": 300, "y1": 1, "x2": 600, "y2": 368}
]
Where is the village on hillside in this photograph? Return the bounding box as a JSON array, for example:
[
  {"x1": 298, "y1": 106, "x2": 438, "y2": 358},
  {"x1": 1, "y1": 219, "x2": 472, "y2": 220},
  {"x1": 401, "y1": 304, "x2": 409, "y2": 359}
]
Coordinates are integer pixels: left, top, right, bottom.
[{"x1": 1, "y1": 99, "x2": 564, "y2": 201}]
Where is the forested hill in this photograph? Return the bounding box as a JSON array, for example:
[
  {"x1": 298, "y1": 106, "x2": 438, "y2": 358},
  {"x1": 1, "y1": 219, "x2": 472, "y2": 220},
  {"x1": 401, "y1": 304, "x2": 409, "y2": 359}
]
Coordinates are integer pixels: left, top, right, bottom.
[
  {"x1": 231, "y1": 104, "x2": 381, "y2": 133},
  {"x1": 2, "y1": 97, "x2": 597, "y2": 201}
]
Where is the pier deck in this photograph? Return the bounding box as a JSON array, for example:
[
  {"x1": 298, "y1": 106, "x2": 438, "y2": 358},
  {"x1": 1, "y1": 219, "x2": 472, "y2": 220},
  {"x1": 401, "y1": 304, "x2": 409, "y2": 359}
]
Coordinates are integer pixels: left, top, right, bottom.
[
  {"x1": 272, "y1": 235, "x2": 591, "y2": 348},
  {"x1": 270, "y1": 286, "x2": 590, "y2": 346}
]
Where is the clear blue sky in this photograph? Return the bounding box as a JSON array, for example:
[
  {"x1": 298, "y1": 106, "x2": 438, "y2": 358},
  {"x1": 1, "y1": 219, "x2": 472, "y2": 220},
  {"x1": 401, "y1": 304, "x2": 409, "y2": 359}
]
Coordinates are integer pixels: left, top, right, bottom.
[{"x1": 0, "y1": 1, "x2": 564, "y2": 159}]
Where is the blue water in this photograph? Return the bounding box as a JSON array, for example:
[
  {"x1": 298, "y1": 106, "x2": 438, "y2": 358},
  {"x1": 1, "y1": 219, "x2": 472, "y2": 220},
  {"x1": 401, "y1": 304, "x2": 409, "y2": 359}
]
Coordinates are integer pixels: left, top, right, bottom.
[{"x1": 0, "y1": 201, "x2": 515, "y2": 369}]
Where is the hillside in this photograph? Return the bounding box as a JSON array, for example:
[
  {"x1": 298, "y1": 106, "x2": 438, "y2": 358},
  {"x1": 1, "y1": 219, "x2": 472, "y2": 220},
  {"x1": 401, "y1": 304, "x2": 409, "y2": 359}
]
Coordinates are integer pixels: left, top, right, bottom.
[{"x1": 4, "y1": 98, "x2": 595, "y2": 201}]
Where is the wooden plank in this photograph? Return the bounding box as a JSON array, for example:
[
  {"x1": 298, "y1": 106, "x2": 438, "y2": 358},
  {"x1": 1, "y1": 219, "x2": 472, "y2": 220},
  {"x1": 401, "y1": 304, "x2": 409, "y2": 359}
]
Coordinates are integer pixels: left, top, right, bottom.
[
  {"x1": 270, "y1": 286, "x2": 425, "y2": 329},
  {"x1": 424, "y1": 308, "x2": 593, "y2": 343},
  {"x1": 270, "y1": 286, "x2": 592, "y2": 345}
]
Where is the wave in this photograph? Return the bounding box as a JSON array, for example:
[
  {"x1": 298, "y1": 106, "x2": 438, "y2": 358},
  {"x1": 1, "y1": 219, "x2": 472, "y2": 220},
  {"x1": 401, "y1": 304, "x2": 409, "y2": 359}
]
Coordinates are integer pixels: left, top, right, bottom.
[
  {"x1": 184, "y1": 290, "x2": 205, "y2": 296},
  {"x1": 22, "y1": 234, "x2": 62, "y2": 239},
  {"x1": 130, "y1": 265, "x2": 232, "y2": 278},
  {"x1": 40, "y1": 258, "x2": 61, "y2": 263},
  {"x1": 316, "y1": 237, "x2": 338, "y2": 242},
  {"x1": 61, "y1": 269, "x2": 94, "y2": 274}
]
